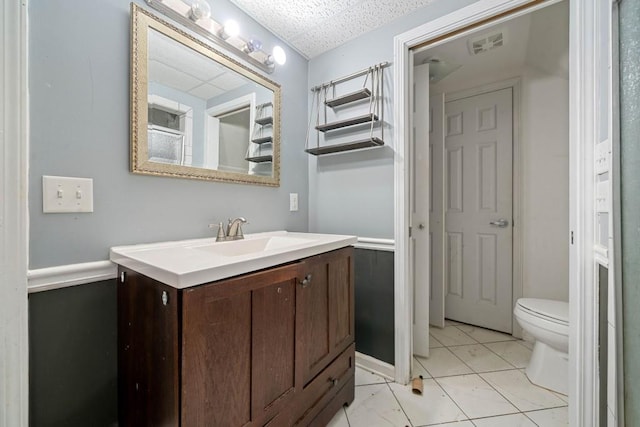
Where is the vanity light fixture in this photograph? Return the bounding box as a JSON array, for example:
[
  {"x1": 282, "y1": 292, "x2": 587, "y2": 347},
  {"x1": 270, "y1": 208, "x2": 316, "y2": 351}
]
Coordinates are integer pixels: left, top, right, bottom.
[
  {"x1": 220, "y1": 19, "x2": 240, "y2": 40},
  {"x1": 271, "y1": 45, "x2": 287, "y2": 65},
  {"x1": 186, "y1": 0, "x2": 211, "y2": 21},
  {"x1": 146, "y1": 0, "x2": 284, "y2": 74},
  {"x1": 243, "y1": 38, "x2": 262, "y2": 54},
  {"x1": 265, "y1": 45, "x2": 287, "y2": 66}
]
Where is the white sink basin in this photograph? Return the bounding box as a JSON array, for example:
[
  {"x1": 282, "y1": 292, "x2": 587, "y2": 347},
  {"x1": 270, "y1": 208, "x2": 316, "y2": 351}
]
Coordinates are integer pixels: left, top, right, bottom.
[
  {"x1": 190, "y1": 235, "x2": 312, "y2": 257},
  {"x1": 110, "y1": 231, "x2": 357, "y2": 289}
]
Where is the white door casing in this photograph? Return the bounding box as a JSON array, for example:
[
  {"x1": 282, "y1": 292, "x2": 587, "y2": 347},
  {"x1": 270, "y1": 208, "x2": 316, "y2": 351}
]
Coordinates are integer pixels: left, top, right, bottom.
[
  {"x1": 0, "y1": 0, "x2": 29, "y2": 425},
  {"x1": 394, "y1": 1, "x2": 601, "y2": 425},
  {"x1": 412, "y1": 63, "x2": 430, "y2": 357},
  {"x1": 444, "y1": 88, "x2": 513, "y2": 333}
]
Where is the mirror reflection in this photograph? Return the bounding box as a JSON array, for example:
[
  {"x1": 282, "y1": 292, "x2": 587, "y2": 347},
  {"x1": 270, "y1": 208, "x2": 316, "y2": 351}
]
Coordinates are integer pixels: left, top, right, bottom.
[{"x1": 131, "y1": 5, "x2": 280, "y2": 186}]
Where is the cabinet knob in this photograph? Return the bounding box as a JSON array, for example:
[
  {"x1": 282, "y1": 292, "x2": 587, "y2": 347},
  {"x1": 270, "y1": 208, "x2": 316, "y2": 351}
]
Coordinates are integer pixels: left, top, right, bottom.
[
  {"x1": 329, "y1": 377, "x2": 339, "y2": 387},
  {"x1": 299, "y1": 274, "x2": 312, "y2": 287}
]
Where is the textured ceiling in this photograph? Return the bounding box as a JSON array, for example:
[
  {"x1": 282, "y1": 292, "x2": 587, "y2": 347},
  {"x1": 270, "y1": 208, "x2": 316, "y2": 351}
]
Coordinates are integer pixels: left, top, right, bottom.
[{"x1": 228, "y1": 0, "x2": 440, "y2": 58}]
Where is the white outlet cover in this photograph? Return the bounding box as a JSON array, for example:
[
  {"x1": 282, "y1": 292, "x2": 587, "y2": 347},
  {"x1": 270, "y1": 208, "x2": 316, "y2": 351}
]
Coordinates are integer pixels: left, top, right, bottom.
[
  {"x1": 43, "y1": 175, "x2": 94, "y2": 213},
  {"x1": 289, "y1": 193, "x2": 298, "y2": 212}
]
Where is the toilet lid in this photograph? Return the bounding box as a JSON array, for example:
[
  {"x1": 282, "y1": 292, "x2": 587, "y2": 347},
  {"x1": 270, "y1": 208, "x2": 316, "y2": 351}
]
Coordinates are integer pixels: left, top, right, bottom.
[{"x1": 517, "y1": 298, "x2": 569, "y2": 325}]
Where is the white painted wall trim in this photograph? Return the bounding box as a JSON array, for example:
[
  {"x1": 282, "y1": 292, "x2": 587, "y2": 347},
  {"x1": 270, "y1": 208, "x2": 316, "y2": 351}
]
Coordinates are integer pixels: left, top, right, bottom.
[
  {"x1": 27, "y1": 261, "x2": 118, "y2": 293},
  {"x1": 354, "y1": 237, "x2": 395, "y2": 252},
  {"x1": 355, "y1": 351, "x2": 395, "y2": 381},
  {"x1": 569, "y1": 0, "x2": 599, "y2": 425},
  {"x1": 0, "y1": 0, "x2": 29, "y2": 424}
]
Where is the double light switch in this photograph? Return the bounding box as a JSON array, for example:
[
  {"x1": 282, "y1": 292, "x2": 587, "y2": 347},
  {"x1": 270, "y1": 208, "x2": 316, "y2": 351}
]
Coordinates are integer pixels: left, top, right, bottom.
[{"x1": 42, "y1": 175, "x2": 94, "y2": 213}]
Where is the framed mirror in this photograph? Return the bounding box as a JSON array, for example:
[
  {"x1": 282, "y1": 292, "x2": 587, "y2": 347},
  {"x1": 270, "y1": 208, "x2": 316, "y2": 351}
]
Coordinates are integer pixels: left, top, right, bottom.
[{"x1": 130, "y1": 4, "x2": 280, "y2": 186}]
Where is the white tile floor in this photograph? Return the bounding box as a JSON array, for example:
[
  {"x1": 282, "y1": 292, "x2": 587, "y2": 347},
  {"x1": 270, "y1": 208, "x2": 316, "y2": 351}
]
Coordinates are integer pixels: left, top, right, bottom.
[{"x1": 328, "y1": 321, "x2": 568, "y2": 426}]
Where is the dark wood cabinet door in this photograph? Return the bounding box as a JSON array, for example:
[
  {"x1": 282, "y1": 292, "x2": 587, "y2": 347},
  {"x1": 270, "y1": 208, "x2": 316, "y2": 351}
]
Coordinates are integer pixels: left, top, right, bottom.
[
  {"x1": 297, "y1": 247, "x2": 354, "y2": 387},
  {"x1": 251, "y1": 276, "x2": 297, "y2": 420},
  {"x1": 182, "y1": 285, "x2": 252, "y2": 426},
  {"x1": 118, "y1": 268, "x2": 180, "y2": 427},
  {"x1": 181, "y1": 263, "x2": 299, "y2": 427},
  {"x1": 328, "y1": 249, "x2": 354, "y2": 356}
]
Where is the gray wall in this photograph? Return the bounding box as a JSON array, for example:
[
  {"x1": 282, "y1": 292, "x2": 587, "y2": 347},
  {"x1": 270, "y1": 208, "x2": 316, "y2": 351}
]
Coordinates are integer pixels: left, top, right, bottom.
[
  {"x1": 29, "y1": 0, "x2": 309, "y2": 269},
  {"x1": 307, "y1": 0, "x2": 479, "y2": 239},
  {"x1": 354, "y1": 249, "x2": 395, "y2": 365},
  {"x1": 29, "y1": 281, "x2": 118, "y2": 427}
]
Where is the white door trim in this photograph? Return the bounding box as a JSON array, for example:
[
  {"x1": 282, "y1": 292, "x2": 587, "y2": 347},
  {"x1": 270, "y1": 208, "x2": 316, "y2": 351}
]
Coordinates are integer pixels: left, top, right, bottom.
[
  {"x1": 393, "y1": 1, "x2": 599, "y2": 426},
  {"x1": 0, "y1": 0, "x2": 29, "y2": 425}
]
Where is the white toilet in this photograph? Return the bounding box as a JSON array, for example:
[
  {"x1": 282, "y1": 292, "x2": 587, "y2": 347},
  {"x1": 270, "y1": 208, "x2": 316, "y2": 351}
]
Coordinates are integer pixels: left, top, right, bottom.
[{"x1": 514, "y1": 298, "x2": 569, "y2": 395}]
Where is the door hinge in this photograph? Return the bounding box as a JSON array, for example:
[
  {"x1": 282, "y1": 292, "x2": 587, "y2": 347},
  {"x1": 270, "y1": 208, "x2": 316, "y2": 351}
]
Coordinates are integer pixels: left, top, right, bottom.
[
  {"x1": 409, "y1": 226, "x2": 412, "y2": 238},
  {"x1": 571, "y1": 231, "x2": 574, "y2": 245}
]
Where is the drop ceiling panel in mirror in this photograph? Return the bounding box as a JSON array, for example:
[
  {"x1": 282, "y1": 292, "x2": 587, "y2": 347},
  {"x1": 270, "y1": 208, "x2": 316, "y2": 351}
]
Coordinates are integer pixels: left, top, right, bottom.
[{"x1": 131, "y1": 4, "x2": 280, "y2": 186}]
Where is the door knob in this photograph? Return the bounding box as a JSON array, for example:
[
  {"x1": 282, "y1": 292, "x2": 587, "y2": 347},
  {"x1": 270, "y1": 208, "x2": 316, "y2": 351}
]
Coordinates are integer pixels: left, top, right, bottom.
[
  {"x1": 418, "y1": 223, "x2": 425, "y2": 230},
  {"x1": 489, "y1": 219, "x2": 509, "y2": 228}
]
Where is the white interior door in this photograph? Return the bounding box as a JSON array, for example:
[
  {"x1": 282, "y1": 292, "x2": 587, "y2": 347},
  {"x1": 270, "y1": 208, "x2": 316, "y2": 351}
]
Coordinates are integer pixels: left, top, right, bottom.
[
  {"x1": 444, "y1": 88, "x2": 513, "y2": 333},
  {"x1": 429, "y1": 93, "x2": 446, "y2": 329},
  {"x1": 412, "y1": 63, "x2": 430, "y2": 357}
]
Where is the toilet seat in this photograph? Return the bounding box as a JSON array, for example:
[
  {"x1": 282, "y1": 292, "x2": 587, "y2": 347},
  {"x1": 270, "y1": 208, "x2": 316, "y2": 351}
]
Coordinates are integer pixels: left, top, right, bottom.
[{"x1": 516, "y1": 298, "x2": 569, "y2": 326}]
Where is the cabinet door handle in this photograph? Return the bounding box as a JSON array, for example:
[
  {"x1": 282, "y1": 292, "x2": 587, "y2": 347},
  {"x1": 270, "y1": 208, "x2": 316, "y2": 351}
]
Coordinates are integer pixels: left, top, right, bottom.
[
  {"x1": 329, "y1": 377, "x2": 339, "y2": 387},
  {"x1": 299, "y1": 274, "x2": 312, "y2": 287}
]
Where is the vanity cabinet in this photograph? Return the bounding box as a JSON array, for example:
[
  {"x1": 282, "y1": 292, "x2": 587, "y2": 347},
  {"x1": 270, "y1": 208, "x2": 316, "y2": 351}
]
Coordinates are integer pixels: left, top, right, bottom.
[{"x1": 118, "y1": 246, "x2": 355, "y2": 427}]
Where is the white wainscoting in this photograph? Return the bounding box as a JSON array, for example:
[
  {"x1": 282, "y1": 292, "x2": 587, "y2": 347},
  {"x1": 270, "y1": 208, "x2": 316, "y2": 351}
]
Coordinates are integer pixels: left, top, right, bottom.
[
  {"x1": 354, "y1": 237, "x2": 395, "y2": 252},
  {"x1": 28, "y1": 261, "x2": 118, "y2": 293}
]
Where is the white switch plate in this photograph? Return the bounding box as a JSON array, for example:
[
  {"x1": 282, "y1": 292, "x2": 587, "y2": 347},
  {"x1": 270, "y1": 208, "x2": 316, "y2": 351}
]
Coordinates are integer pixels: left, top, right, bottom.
[
  {"x1": 43, "y1": 175, "x2": 94, "y2": 213},
  {"x1": 289, "y1": 193, "x2": 298, "y2": 212}
]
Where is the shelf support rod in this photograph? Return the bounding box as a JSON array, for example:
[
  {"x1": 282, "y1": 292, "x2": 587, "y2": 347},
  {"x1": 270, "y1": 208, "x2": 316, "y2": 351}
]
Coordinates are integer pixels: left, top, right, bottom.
[{"x1": 310, "y1": 61, "x2": 391, "y2": 92}]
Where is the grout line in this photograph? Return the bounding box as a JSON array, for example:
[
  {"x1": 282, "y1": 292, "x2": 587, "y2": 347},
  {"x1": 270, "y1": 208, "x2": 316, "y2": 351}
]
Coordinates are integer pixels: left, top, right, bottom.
[
  {"x1": 430, "y1": 376, "x2": 474, "y2": 423},
  {"x1": 413, "y1": 356, "x2": 434, "y2": 378},
  {"x1": 478, "y1": 342, "x2": 519, "y2": 369},
  {"x1": 384, "y1": 381, "x2": 415, "y2": 427},
  {"x1": 343, "y1": 406, "x2": 352, "y2": 427},
  {"x1": 522, "y1": 411, "x2": 541, "y2": 426}
]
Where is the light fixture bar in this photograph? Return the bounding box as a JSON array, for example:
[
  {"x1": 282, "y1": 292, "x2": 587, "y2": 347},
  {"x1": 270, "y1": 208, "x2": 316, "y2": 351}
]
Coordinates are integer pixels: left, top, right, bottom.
[{"x1": 145, "y1": 0, "x2": 275, "y2": 74}]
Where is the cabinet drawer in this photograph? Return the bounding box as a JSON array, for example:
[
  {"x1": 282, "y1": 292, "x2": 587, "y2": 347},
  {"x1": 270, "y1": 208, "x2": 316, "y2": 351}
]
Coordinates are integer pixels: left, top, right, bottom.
[{"x1": 293, "y1": 343, "x2": 355, "y2": 426}]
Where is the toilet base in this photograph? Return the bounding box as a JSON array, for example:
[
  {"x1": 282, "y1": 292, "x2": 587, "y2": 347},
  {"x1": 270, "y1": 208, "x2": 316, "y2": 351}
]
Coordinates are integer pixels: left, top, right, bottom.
[{"x1": 525, "y1": 340, "x2": 568, "y2": 395}]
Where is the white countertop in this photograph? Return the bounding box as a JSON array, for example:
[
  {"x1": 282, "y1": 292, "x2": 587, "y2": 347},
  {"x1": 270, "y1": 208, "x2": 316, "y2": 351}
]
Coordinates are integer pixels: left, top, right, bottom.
[{"x1": 110, "y1": 231, "x2": 357, "y2": 288}]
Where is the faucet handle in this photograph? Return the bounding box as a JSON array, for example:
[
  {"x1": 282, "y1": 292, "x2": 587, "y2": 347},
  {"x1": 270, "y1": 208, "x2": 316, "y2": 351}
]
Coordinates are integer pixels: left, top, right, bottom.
[{"x1": 209, "y1": 222, "x2": 227, "y2": 240}]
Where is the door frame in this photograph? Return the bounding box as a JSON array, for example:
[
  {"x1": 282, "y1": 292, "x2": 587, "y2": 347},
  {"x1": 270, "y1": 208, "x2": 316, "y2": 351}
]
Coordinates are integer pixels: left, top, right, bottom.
[
  {"x1": 393, "y1": 1, "x2": 601, "y2": 426},
  {"x1": 433, "y1": 78, "x2": 523, "y2": 336},
  {"x1": 0, "y1": 0, "x2": 29, "y2": 424}
]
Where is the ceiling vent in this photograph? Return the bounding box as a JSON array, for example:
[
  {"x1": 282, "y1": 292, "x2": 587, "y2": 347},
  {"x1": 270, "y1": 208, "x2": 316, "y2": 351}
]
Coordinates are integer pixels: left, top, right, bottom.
[{"x1": 468, "y1": 30, "x2": 506, "y2": 55}]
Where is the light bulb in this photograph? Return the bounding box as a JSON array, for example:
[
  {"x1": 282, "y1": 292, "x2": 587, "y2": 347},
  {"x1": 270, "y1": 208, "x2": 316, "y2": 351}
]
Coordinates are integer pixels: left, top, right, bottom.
[
  {"x1": 243, "y1": 38, "x2": 262, "y2": 54},
  {"x1": 272, "y1": 45, "x2": 286, "y2": 65},
  {"x1": 187, "y1": 0, "x2": 211, "y2": 21},
  {"x1": 221, "y1": 20, "x2": 240, "y2": 39}
]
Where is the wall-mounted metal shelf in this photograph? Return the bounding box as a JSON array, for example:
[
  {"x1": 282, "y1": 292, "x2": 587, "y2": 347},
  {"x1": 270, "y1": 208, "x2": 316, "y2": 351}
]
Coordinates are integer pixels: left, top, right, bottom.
[
  {"x1": 247, "y1": 102, "x2": 274, "y2": 164},
  {"x1": 251, "y1": 136, "x2": 273, "y2": 144},
  {"x1": 315, "y1": 114, "x2": 379, "y2": 132},
  {"x1": 255, "y1": 116, "x2": 273, "y2": 126},
  {"x1": 305, "y1": 62, "x2": 389, "y2": 156},
  {"x1": 305, "y1": 137, "x2": 384, "y2": 156},
  {"x1": 245, "y1": 155, "x2": 272, "y2": 163},
  {"x1": 325, "y1": 88, "x2": 371, "y2": 108}
]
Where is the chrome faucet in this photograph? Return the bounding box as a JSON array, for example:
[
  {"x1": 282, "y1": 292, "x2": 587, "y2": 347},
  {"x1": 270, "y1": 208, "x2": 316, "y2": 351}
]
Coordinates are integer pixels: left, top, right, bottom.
[
  {"x1": 226, "y1": 217, "x2": 247, "y2": 240},
  {"x1": 210, "y1": 217, "x2": 247, "y2": 242}
]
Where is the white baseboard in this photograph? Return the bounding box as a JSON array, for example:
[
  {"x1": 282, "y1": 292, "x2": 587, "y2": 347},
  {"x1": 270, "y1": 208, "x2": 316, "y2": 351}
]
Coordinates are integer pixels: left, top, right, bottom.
[
  {"x1": 28, "y1": 260, "x2": 117, "y2": 293},
  {"x1": 355, "y1": 351, "x2": 395, "y2": 381}
]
